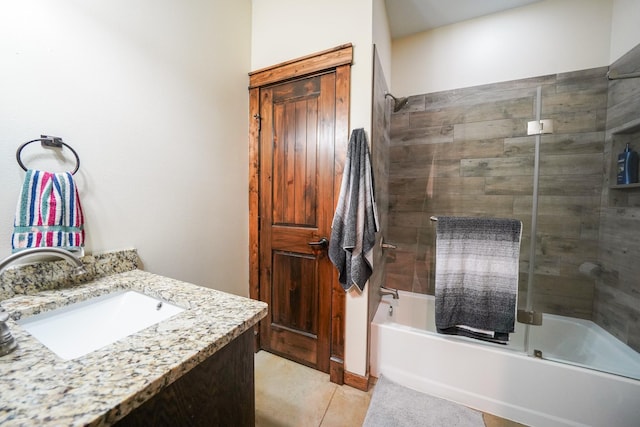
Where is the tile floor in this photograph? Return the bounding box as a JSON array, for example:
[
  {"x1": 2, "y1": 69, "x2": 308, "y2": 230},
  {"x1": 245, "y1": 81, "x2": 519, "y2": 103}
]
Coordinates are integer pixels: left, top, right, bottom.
[{"x1": 254, "y1": 351, "x2": 526, "y2": 427}]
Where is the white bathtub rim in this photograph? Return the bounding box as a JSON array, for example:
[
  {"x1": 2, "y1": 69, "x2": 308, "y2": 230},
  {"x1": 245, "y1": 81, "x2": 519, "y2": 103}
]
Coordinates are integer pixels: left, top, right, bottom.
[
  {"x1": 371, "y1": 292, "x2": 640, "y2": 427},
  {"x1": 375, "y1": 319, "x2": 521, "y2": 355},
  {"x1": 372, "y1": 320, "x2": 640, "y2": 427},
  {"x1": 374, "y1": 317, "x2": 640, "y2": 384},
  {"x1": 378, "y1": 292, "x2": 640, "y2": 380}
]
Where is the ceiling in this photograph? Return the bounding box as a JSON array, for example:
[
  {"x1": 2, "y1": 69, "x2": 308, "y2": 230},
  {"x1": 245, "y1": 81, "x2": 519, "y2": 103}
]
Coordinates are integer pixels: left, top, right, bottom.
[{"x1": 385, "y1": 0, "x2": 543, "y2": 39}]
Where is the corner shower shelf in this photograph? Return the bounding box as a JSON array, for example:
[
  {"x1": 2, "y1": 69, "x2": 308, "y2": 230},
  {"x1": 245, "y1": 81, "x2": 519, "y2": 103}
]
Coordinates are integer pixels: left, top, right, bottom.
[
  {"x1": 608, "y1": 118, "x2": 640, "y2": 136},
  {"x1": 610, "y1": 183, "x2": 640, "y2": 189},
  {"x1": 608, "y1": 119, "x2": 640, "y2": 191}
]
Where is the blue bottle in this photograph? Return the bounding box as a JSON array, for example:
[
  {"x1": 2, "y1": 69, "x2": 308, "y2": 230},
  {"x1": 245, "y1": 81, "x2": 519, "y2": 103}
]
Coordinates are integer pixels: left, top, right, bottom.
[{"x1": 617, "y1": 143, "x2": 639, "y2": 185}]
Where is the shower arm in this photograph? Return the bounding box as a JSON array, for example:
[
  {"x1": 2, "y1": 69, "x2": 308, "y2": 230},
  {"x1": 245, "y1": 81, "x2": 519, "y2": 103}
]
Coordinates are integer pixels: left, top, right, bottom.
[{"x1": 385, "y1": 92, "x2": 408, "y2": 112}]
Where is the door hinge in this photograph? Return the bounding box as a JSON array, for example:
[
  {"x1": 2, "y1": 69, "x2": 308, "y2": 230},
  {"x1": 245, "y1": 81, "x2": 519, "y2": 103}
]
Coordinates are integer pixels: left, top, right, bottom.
[
  {"x1": 253, "y1": 114, "x2": 262, "y2": 132},
  {"x1": 517, "y1": 309, "x2": 543, "y2": 326}
]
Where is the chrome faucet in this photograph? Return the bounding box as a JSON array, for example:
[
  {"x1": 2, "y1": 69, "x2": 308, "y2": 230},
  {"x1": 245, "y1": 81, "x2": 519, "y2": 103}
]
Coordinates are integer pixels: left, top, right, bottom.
[
  {"x1": 380, "y1": 286, "x2": 399, "y2": 299},
  {"x1": 0, "y1": 247, "x2": 86, "y2": 356},
  {"x1": 0, "y1": 247, "x2": 85, "y2": 276},
  {"x1": 0, "y1": 310, "x2": 17, "y2": 356}
]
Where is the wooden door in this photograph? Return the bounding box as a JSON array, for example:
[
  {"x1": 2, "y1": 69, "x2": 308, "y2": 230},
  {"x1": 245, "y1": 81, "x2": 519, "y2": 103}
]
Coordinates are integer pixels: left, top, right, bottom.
[
  {"x1": 248, "y1": 45, "x2": 352, "y2": 381},
  {"x1": 257, "y1": 73, "x2": 335, "y2": 371}
]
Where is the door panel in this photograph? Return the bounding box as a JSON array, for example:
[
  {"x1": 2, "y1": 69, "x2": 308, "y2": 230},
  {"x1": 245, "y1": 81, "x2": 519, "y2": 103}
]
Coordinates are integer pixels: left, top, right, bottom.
[
  {"x1": 272, "y1": 99, "x2": 318, "y2": 226},
  {"x1": 249, "y1": 45, "x2": 352, "y2": 383},
  {"x1": 259, "y1": 73, "x2": 335, "y2": 371},
  {"x1": 270, "y1": 250, "x2": 318, "y2": 364}
]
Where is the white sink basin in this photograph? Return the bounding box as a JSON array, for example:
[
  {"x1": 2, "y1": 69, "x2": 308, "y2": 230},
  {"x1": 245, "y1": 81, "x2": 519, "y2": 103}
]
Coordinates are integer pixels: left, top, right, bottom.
[{"x1": 17, "y1": 290, "x2": 185, "y2": 360}]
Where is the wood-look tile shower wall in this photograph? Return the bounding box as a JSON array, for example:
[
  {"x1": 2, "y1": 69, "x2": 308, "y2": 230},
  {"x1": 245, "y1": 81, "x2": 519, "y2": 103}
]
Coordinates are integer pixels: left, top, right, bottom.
[
  {"x1": 386, "y1": 67, "x2": 609, "y2": 320},
  {"x1": 596, "y1": 43, "x2": 640, "y2": 352}
]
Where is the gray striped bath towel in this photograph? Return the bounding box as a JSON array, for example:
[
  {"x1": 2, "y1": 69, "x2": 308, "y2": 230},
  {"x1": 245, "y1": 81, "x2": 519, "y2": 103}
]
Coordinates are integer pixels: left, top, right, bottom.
[
  {"x1": 435, "y1": 216, "x2": 522, "y2": 343},
  {"x1": 329, "y1": 128, "x2": 379, "y2": 292}
]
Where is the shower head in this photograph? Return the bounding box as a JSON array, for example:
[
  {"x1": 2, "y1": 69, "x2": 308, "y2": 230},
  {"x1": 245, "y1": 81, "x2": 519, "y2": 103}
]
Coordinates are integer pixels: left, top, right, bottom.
[{"x1": 385, "y1": 93, "x2": 408, "y2": 112}]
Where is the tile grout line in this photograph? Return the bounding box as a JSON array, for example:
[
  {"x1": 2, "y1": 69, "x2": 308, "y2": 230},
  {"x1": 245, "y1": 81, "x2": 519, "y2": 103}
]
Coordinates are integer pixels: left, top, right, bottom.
[{"x1": 317, "y1": 385, "x2": 339, "y2": 426}]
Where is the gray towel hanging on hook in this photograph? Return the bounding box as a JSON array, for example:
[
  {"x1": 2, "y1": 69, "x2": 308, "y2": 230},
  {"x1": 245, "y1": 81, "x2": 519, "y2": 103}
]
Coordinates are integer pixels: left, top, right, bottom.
[{"x1": 329, "y1": 128, "x2": 379, "y2": 292}]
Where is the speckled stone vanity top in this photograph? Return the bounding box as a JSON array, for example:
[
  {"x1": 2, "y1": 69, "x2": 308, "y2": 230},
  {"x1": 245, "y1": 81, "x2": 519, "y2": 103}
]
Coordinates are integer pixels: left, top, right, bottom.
[{"x1": 0, "y1": 249, "x2": 267, "y2": 426}]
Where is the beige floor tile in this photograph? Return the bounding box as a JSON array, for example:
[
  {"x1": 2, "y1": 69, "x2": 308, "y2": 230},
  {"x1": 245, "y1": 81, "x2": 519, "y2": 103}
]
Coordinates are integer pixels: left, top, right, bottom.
[
  {"x1": 483, "y1": 413, "x2": 528, "y2": 427},
  {"x1": 255, "y1": 351, "x2": 523, "y2": 427},
  {"x1": 320, "y1": 383, "x2": 373, "y2": 427},
  {"x1": 255, "y1": 351, "x2": 338, "y2": 427}
]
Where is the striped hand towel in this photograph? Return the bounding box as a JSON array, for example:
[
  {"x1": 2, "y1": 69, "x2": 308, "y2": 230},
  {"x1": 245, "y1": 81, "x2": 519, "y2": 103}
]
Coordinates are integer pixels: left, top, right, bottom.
[
  {"x1": 12, "y1": 169, "x2": 85, "y2": 253},
  {"x1": 435, "y1": 216, "x2": 522, "y2": 344}
]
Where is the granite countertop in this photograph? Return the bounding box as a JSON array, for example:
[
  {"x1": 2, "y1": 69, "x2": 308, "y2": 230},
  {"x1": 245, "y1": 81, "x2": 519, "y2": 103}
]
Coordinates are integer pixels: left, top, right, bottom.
[{"x1": 0, "y1": 250, "x2": 267, "y2": 426}]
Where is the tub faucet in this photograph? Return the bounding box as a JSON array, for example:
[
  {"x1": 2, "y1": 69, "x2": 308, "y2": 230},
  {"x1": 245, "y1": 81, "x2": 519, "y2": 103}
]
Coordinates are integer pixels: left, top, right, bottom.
[
  {"x1": 380, "y1": 286, "x2": 399, "y2": 299},
  {"x1": 0, "y1": 247, "x2": 86, "y2": 357}
]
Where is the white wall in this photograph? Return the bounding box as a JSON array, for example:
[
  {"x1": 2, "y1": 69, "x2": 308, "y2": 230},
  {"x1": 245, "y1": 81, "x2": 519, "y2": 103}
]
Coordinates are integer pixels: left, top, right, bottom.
[
  {"x1": 251, "y1": 0, "x2": 373, "y2": 132},
  {"x1": 610, "y1": 0, "x2": 640, "y2": 63},
  {"x1": 391, "y1": 0, "x2": 613, "y2": 95},
  {"x1": 251, "y1": 0, "x2": 373, "y2": 377},
  {"x1": 373, "y1": 0, "x2": 392, "y2": 88},
  {"x1": 0, "y1": 0, "x2": 252, "y2": 296}
]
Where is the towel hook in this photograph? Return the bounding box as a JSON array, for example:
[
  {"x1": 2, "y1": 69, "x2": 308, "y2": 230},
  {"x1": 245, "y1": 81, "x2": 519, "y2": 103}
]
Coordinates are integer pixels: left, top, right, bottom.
[{"x1": 16, "y1": 135, "x2": 80, "y2": 175}]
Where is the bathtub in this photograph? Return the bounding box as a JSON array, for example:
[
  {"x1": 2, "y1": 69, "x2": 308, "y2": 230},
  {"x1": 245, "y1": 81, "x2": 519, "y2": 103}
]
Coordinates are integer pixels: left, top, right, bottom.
[{"x1": 370, "y1": 291, "x2": 640, "y2": 427}]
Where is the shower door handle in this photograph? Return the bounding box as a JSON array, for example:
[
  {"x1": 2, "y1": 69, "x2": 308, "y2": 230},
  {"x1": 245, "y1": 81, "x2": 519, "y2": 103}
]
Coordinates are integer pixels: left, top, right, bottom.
[{"x1": 380, "y1": 237, "x2": 397, "y2": 250}]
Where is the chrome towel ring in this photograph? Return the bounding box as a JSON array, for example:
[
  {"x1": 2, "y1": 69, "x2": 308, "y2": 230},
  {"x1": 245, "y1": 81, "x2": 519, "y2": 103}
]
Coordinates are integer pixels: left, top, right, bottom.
[{"x1": 16, "y1": 135, "x2": 80, "y2": 175}]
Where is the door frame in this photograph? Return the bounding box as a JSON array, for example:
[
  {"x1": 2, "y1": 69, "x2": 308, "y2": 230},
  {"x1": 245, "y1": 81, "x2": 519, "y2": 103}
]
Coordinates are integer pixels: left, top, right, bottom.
[{"x1": 248, "y1": 44, "x2": 352, "y2": 384}]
